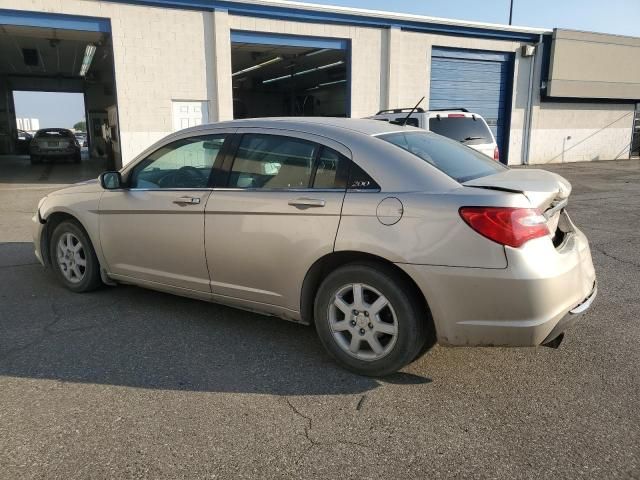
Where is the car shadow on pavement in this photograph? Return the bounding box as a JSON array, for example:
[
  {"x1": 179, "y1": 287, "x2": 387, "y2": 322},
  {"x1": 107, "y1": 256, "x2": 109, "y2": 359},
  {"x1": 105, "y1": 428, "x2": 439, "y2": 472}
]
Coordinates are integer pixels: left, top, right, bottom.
[{"x1": 0, "y1": 242, "x2": 431, "y2": 396}]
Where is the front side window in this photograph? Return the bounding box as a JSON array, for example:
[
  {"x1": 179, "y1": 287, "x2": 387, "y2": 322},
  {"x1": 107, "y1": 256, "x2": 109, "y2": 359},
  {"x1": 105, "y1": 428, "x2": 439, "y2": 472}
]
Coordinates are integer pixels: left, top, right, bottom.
[
  {"x1": 130, "y1": 135, "x2": 225, "y2": 189},
  {"x1": 229, "y1": 134, "x2": 317, "y2": 189},
  {"x1": 378, "y1": 131, "x2": 505, "y2": 183}
]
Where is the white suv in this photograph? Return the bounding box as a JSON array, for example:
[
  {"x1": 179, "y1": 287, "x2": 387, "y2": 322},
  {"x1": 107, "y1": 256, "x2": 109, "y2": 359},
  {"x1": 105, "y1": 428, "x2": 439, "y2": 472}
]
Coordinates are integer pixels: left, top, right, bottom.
[{"x1": 368, "y1": 108, "x2": 500, "y2": 162}]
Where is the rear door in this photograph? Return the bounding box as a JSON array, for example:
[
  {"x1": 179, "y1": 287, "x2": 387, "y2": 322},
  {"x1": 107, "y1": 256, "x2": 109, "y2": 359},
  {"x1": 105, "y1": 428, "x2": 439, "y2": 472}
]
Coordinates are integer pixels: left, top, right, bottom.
[{"x1": 204, "y1": 129, "x2": 350, "y2": 312}]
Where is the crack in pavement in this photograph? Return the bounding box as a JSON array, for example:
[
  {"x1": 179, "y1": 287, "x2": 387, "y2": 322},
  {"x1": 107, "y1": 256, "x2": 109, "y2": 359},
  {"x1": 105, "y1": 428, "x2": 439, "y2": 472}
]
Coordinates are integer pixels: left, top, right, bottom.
[
  {"x1": 284, "y1": 397, "x2": 369, "y2": 467},
  {"x1": 0, "y1": 301, "x2": 117, "y2": 362},
  {"x1": 0, "y1": 262, "x2": 39, "y2": 269},
  {"x1": 592, "y1": 244, "x2": 640, "y2": 269},
  {"x1": 356, "y1": 394, "x2": 367, "y2": 411},
  {"x1": 583, "y1": 225, "x2": 640, "y2": 237}
]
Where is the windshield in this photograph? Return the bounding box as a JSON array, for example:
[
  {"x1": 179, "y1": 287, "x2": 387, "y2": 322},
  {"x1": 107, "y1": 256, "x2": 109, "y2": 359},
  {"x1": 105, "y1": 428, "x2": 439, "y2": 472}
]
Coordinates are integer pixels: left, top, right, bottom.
[
  {"x1": 428, "y1": 117, "x2": 492, "y2": 145},
  {"x1": 378, "y1": 131, "x2": 506, "y2": 183}
]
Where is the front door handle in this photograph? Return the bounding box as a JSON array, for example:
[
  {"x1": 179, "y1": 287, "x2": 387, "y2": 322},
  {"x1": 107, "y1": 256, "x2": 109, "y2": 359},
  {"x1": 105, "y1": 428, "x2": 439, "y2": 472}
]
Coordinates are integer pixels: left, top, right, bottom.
[
  {"x1": 288, "y1": 197, "x2": 326, "y2": 208},
  {"x1": 173, "y1": 196, "x2": 201, "y2": 206}
]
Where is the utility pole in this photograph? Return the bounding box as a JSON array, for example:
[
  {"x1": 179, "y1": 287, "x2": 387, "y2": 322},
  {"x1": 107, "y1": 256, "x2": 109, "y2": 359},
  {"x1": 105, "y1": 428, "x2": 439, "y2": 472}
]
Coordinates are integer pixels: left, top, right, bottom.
[{"x1": 509, "y1": 0, "x2": 514, "y2": 25}]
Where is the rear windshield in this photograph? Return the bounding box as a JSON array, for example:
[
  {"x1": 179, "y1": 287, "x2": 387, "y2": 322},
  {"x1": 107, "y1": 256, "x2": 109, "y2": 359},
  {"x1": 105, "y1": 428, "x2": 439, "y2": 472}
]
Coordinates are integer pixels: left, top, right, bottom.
[
  {"x1": 35, "y1": 130, "x2": 73, "y2": 138},
  {"x1": 428, "y1": 117, "x2": 492, "y2": 145},
  {"x1": 378, "y1": 131, "x2": 506, "y2": 183},
  {"x1": 394, "y1": 117, "x2": 419, "y2": 127}
]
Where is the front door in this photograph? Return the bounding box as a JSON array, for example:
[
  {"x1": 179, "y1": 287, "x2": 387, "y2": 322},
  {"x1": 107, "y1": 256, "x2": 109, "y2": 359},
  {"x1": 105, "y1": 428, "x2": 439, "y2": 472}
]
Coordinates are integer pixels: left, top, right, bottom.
[
  {"x1": 100, "y1": 133, "x2": 228, "y2": 293},
  {"x1": 205, "y1": 130, "x2": 349, "y2": 313}
]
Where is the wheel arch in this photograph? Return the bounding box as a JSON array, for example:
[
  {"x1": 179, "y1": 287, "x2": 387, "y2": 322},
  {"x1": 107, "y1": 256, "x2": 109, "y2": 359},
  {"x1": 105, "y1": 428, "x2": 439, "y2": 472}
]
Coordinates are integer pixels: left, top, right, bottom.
[
  {"x1": 300, "y1": 250, "x2": 434, "y2": 334},
  {"x1": 40, "y1": 210, "x2": 94, "y2": 267}
]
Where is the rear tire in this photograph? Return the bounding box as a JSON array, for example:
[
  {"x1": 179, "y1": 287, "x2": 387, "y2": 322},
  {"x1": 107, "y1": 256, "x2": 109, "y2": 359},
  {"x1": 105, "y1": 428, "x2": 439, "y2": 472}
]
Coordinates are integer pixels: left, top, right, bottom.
[
  {"x1": 314, "y1": 262, "x2": 428, "y2": 377},
  {"x1": 73, "y1": 152, "x2": 82, "y2": 163},
  {"x1": 30, "y1": 155, "x2": 41, "y2": 165},
  {"x1": 49, "y1": 220, "x2": 102, "y2": 293}
]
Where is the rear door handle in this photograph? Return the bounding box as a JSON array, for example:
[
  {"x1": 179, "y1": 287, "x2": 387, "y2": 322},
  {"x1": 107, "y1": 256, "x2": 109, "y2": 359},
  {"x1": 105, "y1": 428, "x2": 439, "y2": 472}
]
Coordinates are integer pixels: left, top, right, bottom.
[
  {"x1": 173, "y1": 196, "x2": 201, "y2": 206},
  {"x1": 288, "y1": 197, "x2": 326, "y2": 208}
]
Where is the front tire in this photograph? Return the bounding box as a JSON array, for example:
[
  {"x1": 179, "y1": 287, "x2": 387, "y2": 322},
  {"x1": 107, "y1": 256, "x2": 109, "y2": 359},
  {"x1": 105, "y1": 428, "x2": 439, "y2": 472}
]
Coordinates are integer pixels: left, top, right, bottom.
[
  {"x1": 49, "y1": 220, "x2": 102, "y2": 292},
  {"x1": 314, "y1": 263, "x2": 428, "y2": 377}
]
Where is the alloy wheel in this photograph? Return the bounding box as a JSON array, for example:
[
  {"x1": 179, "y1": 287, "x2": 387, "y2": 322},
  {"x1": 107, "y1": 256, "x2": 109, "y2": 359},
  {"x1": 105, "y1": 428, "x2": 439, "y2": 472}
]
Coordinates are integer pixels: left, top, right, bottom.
[
  {"x1": 328, "y1": 283, "x2": 398, "y2": 361},
  {"x1": 56, "y1": 232, "x2": 87, "y2": 284}
]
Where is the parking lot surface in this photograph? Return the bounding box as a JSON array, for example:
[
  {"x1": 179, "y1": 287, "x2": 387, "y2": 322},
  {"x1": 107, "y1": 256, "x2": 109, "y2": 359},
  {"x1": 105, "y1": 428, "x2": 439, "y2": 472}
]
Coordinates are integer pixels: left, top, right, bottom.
[{"x1": 0, "y1": 156, "x2": 639, "y2": 479}]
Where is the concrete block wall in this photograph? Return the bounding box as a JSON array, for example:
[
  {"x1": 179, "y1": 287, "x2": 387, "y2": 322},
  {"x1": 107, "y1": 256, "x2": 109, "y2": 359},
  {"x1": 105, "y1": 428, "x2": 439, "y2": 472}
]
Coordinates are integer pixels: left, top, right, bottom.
[
  {"x1": 5, "y1": 0, "x2": 212, "y2": 164},
  {"x1": 528, "y1": 102, "x2": 635, "y2": 163}
]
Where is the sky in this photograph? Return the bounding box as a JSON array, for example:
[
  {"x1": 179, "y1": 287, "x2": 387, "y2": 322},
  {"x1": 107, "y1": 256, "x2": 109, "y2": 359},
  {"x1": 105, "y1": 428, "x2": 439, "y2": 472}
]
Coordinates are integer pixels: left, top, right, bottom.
[
  {"x1": 14, "y1": 91, "x2": 85, "y2": 130},
  {"x1": 311, "y1": 0, "x2": 640, "y2": 37},
  {"x1": 13, "y1": 0, "x2": 640, "y2": 129}
]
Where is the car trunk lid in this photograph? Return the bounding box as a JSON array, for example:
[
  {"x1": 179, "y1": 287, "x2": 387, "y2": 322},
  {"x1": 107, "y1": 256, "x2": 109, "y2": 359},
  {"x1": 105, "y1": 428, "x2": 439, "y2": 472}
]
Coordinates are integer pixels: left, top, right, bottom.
[{"x1": 462, "y1": 168, "x2": 572, "y2": 237}]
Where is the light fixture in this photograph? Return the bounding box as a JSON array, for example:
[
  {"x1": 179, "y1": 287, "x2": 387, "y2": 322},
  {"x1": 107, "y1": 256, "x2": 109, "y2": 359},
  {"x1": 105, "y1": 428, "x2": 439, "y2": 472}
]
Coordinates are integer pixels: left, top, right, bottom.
[
  {"x1": 79, "y1": 44, "x2": 96, "y2": 76},
  {"x1": 319, "y1": 79, "x2": 347, "y2": 86},
  {"x1": 263, "y1": 73, "x2": 293, "y2": 84},
  {"x1": 294, "y1": 61, "x2": 344, "y2": 77},
  {"x1": 262, "y1": 61, "x2": 345, "y2": 84},
  {"x1": 232, "y1": 56, "x2": 283, "y2": 77},
  {"x1": 306, "y1": 79, "x2": 347, "y2": 91},
  {"x1": 305, "y1": 48, "x2": 331, "y2": 57}
]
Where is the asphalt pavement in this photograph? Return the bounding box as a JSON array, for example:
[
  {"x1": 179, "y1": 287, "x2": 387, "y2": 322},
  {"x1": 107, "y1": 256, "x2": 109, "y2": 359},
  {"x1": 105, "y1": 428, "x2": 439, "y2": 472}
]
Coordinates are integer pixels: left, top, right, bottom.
[{"x1": 0, "y1": 155, "x2": 638, "y2": 479}]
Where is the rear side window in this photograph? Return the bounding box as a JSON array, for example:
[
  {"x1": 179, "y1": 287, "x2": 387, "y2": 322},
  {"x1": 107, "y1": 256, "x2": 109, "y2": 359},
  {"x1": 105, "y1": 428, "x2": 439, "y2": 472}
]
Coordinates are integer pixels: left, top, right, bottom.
[
  {"x1": 312, "y1": 147, "x2": 349, "y2": 189},
  {"x1": 229, "y1": 134, "x2": 317, "y2": 189},
  {"x1": 428, "y1": 117, "x2": 492, "y2": 145},
  {"x1": 378, "y1": 131, "x2": 505, "y2": 183}
]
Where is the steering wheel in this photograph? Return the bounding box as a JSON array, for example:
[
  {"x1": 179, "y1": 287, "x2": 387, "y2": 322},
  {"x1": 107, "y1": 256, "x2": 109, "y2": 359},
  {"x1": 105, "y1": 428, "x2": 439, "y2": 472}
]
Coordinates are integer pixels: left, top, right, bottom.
[{"x1": 158, "y1": 166, "x2": 207, "y2": 188}]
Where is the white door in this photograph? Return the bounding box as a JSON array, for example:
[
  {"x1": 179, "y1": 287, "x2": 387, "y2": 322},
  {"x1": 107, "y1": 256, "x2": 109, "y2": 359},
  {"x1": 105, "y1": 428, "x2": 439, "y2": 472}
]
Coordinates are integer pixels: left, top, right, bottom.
[{"x1": 171, "y1": 101, "x2": 209, "y2": 131}]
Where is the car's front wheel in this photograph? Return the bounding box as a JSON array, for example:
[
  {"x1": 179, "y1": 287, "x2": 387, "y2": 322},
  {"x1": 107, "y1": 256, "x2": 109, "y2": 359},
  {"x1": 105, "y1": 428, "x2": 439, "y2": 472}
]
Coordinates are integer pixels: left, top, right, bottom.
[
  {"x1": 314, "y1": 263, "x2": 429, "y2": 376},
  {"x1": 49, "y1": 220, "x2": 102, "y2": 292}
]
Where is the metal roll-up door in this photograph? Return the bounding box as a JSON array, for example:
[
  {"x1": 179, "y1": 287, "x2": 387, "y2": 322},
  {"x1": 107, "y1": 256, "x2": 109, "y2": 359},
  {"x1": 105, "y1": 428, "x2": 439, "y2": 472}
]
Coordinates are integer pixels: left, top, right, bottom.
[{"x1": 430, "y1": 47, "x2": 514, "y2": 163}]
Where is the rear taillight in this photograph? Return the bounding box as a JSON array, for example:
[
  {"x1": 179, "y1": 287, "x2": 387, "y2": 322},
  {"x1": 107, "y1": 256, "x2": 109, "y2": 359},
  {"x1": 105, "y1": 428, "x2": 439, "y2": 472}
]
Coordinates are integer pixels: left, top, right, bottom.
[
  {"x1": 448, "y1": 113, "x2": 465, "y2": 118},
  {"x1": 493, "y1": 146, "x2": 500, "y2": 162},
  {"x1": 459, "y1": 207, "x2": 549, "y2": 248}
]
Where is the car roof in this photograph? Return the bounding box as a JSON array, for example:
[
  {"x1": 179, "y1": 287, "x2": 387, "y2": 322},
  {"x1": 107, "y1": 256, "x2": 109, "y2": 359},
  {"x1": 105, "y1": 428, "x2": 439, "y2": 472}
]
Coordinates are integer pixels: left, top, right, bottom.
[
  {"x1": 370, "y1": 110, "x2": 485, "y2": 119},
  {"x1": 178, "y1": 117, "x2": 417, "y2": 138},
  {"x1": 126, "y1": 117, "x2": 460, "y2": 192}
]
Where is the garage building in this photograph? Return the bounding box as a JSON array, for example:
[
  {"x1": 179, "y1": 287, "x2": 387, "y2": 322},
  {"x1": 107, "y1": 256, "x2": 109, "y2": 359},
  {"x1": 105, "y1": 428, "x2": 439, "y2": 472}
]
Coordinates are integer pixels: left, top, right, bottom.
[{"x1": 1, "y1": 0, "x2": 639, "y2": 168}]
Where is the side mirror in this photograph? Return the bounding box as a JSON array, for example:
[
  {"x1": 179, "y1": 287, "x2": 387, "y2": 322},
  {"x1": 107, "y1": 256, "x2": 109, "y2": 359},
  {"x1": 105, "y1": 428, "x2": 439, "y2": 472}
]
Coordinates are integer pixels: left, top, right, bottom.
[{"x1": 99, "y1": 171, "x2": 122, "y2": 190}]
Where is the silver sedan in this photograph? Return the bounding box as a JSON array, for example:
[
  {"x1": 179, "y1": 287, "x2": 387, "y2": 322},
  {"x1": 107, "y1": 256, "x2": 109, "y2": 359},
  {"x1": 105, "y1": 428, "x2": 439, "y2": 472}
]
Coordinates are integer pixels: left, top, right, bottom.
[{"x1": 32, "y1": 118, "x2": 597, "y2": 376}]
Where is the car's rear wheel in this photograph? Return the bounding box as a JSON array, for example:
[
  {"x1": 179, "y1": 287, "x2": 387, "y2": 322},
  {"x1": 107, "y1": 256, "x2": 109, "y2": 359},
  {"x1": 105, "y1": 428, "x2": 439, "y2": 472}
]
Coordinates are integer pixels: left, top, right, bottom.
[
  {"x1": 73, "y1": 152, "x2": 81, "y2": 163},
  {"x1": 30, "y1": 155, "x2": 41, "y2": 165},
  {"x1": 49, "y1": 220, "x2": 102, "y2": 292},
  {"x1": 314, "y1": 262, "x2": 428, "y2": 376}
]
